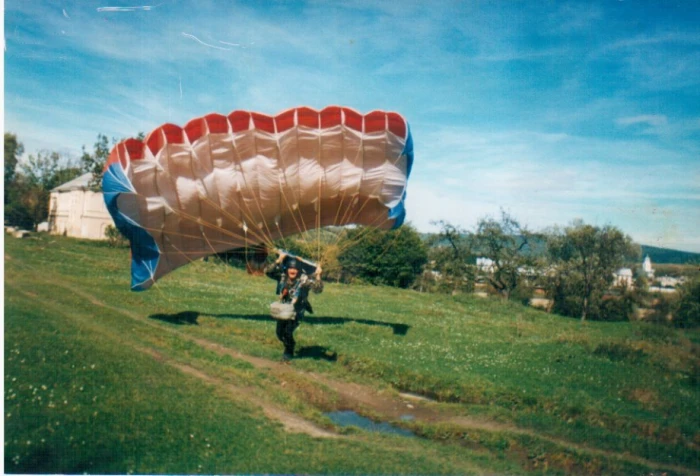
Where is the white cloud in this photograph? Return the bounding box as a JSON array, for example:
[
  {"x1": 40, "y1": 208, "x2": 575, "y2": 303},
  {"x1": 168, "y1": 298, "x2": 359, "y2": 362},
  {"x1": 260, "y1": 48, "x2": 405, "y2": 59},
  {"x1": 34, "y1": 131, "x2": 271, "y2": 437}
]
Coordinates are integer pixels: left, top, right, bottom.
[{"x1": 616, "y1": 115, "x2": 668, "y2": 127}]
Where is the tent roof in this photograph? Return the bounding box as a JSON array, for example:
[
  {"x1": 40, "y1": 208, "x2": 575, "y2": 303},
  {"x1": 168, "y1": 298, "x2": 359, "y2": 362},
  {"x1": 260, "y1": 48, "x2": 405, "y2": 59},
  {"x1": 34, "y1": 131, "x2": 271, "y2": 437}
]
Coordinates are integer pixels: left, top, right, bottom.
[{"x1": 51, "y1": 172, "x2": 94, "y2": 192}]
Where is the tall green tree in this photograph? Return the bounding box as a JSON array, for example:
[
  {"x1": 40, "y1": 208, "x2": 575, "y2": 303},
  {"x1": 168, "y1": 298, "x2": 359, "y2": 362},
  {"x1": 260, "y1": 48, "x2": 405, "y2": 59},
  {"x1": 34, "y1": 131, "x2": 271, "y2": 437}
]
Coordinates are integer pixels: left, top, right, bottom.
[
  {"x1": 80, "y1": 132, "x2": 144, "y2": 190},
  {"x1": 19, "y1": 150, "x2": 81, "y2": 190},
  {"x1": 423, "y1": 221, "x2": 475, "y2": 293},
  {"x1": 338, "y1": 224, "x2": 427, "y2": 288},
  {"x1": 674, "y1": 278, "x2": 700, "y2": 328},
  {"x1": 4, "y1": 133, "x2": 24, "y2": 202},
  {"x1": 5, "y1": 148, "x2": 81, "y2": 230},
  {"x1": 547, "y1": 221, "x2": 640, "y2": 321},
  {"x1": 473, "y1": 210, "x2": 539, "y2": 299},
  {"x1": 80, "y1": 134, "x2": 111, "y2": 190}
]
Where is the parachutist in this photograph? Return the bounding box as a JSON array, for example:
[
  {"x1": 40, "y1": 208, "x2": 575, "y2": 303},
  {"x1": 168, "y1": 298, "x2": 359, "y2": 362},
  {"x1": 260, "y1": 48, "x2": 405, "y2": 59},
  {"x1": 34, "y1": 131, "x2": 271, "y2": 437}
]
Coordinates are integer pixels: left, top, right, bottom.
[{"x1": 266, "y1": 251, "x2": 323, "y2": 361}]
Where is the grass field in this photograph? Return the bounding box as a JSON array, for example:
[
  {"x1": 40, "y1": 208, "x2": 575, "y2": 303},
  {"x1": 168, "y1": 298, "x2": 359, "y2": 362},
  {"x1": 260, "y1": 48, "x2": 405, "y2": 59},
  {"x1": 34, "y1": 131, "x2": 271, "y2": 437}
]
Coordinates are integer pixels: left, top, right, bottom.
[{"x1": 4, "y1": 234, "x2": 700, "y2": 474}]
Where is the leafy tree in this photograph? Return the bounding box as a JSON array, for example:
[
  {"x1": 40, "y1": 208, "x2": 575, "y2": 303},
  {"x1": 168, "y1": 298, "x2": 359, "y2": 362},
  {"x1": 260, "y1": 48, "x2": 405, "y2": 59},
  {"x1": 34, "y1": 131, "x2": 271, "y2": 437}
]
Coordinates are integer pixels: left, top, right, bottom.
[
  {"x1": 80, "y1": 132, "x2": 145, "y2": 190},
  {"x1": 338, "y1": 224, "x2": 427, "y2": 288},
  {"x1": 4, "y1": 148, "x2": 81, "y2": 230},
  {"x1": 19, "y1": 150, "x2": 81, "y2": 190},
  {"x1": 80, "y1": 134, "x2": 112, "y2": 190},
  {"x1": 4, "y1": 133, "x2": 24, "y2": 202},
  {"x1": 547, "y1": 221, "x2": 640, "y2": 321},
  {"x1": 473, "y1": 210, "x2": 539, "y2": 299},
  {"x1": 422, "y1": 221, "x2": 475, "y2": 293},
  {"x1": 674, "y1": 278, "x2": 700, "y2": 328}
]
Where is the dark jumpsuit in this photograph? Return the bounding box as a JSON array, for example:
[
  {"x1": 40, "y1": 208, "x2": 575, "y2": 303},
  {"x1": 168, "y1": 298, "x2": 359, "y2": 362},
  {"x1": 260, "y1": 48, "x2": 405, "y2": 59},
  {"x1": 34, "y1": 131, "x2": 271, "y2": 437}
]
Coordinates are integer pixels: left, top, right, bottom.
[{"x1": 265, "y1": 263, "x2": 323, "y2": 358}]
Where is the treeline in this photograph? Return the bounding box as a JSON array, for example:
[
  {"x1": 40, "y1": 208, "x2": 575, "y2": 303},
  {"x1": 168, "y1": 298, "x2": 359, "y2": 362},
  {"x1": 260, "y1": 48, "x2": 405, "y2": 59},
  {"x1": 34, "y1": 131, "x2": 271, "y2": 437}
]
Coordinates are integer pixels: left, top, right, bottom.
[
  {"x1": 263, "y1": 211, "x2": 699, "y2": 328},
  {"x1": 4, "y1": 133, "x2": 110, "y2": 231}
]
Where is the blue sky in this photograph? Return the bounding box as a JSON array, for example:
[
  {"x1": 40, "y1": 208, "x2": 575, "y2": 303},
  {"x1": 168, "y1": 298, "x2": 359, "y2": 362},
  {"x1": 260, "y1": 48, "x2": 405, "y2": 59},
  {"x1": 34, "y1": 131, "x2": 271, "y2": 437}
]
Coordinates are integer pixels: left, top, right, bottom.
[{"x1": 4, "y1": 0, "x2": 700, "y2": 252}]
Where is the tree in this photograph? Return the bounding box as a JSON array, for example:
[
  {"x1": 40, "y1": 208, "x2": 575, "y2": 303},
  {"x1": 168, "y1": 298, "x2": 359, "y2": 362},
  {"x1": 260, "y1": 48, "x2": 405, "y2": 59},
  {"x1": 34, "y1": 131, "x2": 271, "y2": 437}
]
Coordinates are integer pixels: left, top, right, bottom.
[
  {"x1": 547, "y1": 221, "x2": 640, "y2": 321},
  {"x1": 473, "y1": 210, "x2": 540, "y2": 299},
  {"x1": 80, "y1": 132, "x2": 145, "y2": 191},
  {"x1": 4, "y1": 133, "x2": 24, "y2": 202},
  {"x1": 19, "y1": 150, "x2": 81, "y2": 190},
  {"x1": 338, "y1": 224, "x2": 428, "y2": 288},
  {"x1": 422, "y1": 221, "x2": 475, "y2": 293},
  {"x1": 674, "y1": 278, "x2": 700, "y2": 328},
  {"x1": 80, "y1": 134, "x2": 111, "y2": 190},
  {"x1": 4, "y1": 148, "x2": 81, "y2": 230}
]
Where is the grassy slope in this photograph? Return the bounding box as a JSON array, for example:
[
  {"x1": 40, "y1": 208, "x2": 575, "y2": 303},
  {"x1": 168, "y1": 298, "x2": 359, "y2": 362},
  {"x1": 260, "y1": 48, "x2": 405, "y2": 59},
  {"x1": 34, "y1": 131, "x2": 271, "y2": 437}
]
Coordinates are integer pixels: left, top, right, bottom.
[{"x1": 5, "y1": 234, "x2": 700, "y2": 475}]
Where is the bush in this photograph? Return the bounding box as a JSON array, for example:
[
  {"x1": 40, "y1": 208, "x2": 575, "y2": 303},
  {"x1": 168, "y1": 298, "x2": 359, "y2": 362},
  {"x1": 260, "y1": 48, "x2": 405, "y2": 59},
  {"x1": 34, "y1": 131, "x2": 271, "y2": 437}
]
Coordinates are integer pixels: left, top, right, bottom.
[
  {"x1": 338, "y1": 224, "x2": 428, "y2": 288},
  {"x1": 593, "y1": 342, "x2": 645, "y2": 362},
  {"x1": 509, "y1": 282, "x2": 535, "y2": 306},
  {"x1": 644, "y1": 294, "x2": 677, "y2": 325},
  {"x1": 598, "y1": 292, "x2": 635, "y2": 322},
  {"x1": 104, "y1": 225, "x2": 129, "y2": 248},
  {"x1": 674, "y1": 278, "x2": 700, "y2": 328}
]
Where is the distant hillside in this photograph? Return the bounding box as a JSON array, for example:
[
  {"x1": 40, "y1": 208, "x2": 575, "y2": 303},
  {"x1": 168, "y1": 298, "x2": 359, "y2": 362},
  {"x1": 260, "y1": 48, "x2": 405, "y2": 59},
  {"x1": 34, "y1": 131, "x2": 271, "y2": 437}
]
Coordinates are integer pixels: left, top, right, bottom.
[
  {"x1": 641, "y1": 245, "x2": 700, "y2": 264},
  {"x1": 423, "y1": 233, "x2": 700, "y2": 265}
]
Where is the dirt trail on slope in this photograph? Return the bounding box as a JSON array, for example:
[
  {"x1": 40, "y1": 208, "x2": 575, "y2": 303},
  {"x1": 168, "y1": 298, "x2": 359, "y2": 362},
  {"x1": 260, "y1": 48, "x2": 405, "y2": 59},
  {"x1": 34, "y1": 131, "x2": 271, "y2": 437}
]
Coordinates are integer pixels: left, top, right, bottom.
[
  {"x1": 138, "y1": 346, "x2": 339, "y2": 439},
  {"x1": 10, "y1": 279, "x2": 339, "y2": 440},
  {"x1": 24, "y1": 272, "x2": 700, "y2": 475}
]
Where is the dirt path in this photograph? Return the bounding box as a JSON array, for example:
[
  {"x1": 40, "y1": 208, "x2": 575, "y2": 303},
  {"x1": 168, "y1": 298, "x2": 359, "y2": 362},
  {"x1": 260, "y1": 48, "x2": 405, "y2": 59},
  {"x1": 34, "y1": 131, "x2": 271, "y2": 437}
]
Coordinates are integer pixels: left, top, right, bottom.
[
  {"x1": 18, "y1": 269, "x2": 699, "y2": 475},
  {"x1": 142, "y1": 347, "x2": 339, "y2": 439}
]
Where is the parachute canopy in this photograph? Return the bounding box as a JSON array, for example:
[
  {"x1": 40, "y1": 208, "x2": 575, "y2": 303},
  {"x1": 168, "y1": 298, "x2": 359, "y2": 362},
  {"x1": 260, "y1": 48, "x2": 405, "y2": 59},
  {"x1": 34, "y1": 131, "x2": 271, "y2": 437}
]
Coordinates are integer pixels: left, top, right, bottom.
[{"x1": 103, "y1": 106, "x2": 414, "y2": 291}]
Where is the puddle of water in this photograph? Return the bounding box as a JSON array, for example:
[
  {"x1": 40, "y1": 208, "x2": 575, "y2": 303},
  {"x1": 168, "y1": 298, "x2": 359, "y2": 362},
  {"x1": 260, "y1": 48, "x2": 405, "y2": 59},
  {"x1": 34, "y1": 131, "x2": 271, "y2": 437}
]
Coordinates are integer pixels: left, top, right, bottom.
[{"x1": 324, "y1": 410, "x2": 415, "y2": 437}]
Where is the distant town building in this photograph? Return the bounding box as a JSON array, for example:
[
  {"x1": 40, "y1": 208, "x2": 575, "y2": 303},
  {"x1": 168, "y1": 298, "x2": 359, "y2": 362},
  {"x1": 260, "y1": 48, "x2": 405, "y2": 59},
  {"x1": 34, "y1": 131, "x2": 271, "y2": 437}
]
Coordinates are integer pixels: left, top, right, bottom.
[
  {"x1": 657, "y1": 276, "x2": 685, "y2": 288},
  {"x1": 48, "y1": 173, "x2": 113, "y2": 240},
  {"x1": 642, "y1": 255, "x2": 655, "y2": 279},
  {"x1": 476, "y1": 257, "x2": 495, "y2": 273},
  {"x1": 614, "y1": 268, "x2": 634, "y2": 288}
]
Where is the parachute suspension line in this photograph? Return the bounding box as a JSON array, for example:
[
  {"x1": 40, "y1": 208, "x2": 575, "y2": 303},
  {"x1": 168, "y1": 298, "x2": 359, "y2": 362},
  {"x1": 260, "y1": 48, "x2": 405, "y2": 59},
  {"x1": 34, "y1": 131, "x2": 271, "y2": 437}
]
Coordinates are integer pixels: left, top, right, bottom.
[
  {"x1": 373, "y1": 224, "x2": 405, "y2": 262},
  {"x1": 274, "y1": 219, "x2": 290, "y2": 252},
  {"x1": 201, "y1": 135, "x2": 271, "y2": 251},
  {"x1": 276, "y1": 175, "x2": 306, "y2": 239},
  {"x1": 330, "y1": 119, "x2": 365, "y2": 249},
  {"x1": 273, "y1": 120, "x2": 308, "y2": 244},
  {"x1": 316, "y1": 126, "x2": 323, "y2": 265},
  {"x1": 273, "y1": 108, "x2": 313, "y2": 254},
  {"x1": 229, "y1": 131, "x2": 276, "y2": 249},
  {"x1": 340, "y1": 123, "x2": 397, "y2": 231},
  {"x1": 186, "y1": 133, "x2": 210, "y2": 254},
  {"x1": 335, "y1": 124, "x2": 407, "y2": 251},
  {"x1": 134, "y1": 224, "x2": 249, "y2": 251},
  {"x1": 160, "y1": 200, "x2": 272, "y2": 249},
  {"x1": 331, "y1": 209, "x2": 393, "y2": 255},
  {"x1": 243, "y1": 226, "x2": 251, "y2": 274},
  {"x1": 113, "y1": 163, "x2": 273, "y2": 252},
  {"x1": 198, "y1": 195, "x2": 275, "y2": 249},
  {"x1": 333, "y1": 129, "x2": 368, "y2": 233},
  {"x1": 163, "y1": 234, "x2": 200, "y2": 266},
  {"x1": 290, "y1": 112, "x2": 314, "y2": 250}
]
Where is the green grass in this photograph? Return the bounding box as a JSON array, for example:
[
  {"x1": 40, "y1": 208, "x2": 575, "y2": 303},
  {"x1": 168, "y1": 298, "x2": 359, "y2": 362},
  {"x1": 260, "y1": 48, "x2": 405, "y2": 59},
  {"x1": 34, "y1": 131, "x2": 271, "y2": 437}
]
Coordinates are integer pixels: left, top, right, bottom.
[{"x1": 5, "y1": 234, "x2": 700, "y2": 474}]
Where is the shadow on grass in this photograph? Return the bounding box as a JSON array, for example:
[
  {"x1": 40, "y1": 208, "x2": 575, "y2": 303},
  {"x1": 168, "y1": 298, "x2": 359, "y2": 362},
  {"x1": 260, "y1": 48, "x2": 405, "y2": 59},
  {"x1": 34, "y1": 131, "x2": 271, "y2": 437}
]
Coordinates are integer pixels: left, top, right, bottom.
[
  {"x1": 297, "y1": 345, "x2": 338, "y2": 361},
  {"x1": 209, "y1": 313, "x2": 410, "y2": 336},
  {"x1": 149, "y1": 311, "x2": 200, "y2": 325},
  {"x1": 149, "y1": 311, "x2": 410, "y2": 336}
]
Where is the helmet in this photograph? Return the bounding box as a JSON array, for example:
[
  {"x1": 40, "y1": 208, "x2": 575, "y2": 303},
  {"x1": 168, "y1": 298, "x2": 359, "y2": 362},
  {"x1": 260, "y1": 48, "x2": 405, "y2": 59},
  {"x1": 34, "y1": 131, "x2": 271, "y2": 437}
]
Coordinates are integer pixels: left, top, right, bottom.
[{"x1": 286, "y1": 258, "x2": 301, "y2": 270}]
